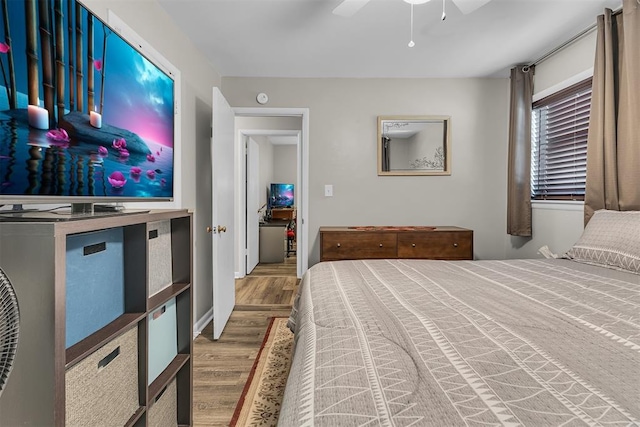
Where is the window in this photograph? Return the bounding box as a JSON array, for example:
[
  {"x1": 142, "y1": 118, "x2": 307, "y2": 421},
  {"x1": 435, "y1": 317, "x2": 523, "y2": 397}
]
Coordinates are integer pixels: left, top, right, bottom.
[{"x1": 531, "y1": 78, "x2": 592, "y2": 200}]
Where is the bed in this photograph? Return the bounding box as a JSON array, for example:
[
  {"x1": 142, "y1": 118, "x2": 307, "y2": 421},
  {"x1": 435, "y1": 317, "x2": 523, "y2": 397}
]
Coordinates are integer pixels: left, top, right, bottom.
[{"x1": 280, "y1": 210, "x2": 640, "y2": 426}]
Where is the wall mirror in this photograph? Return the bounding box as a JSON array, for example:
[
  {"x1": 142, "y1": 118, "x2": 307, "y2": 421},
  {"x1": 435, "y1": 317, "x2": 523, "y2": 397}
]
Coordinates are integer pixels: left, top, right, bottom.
[{"x1": 377, "y1": 115, "x2": 451, "y2": 176}]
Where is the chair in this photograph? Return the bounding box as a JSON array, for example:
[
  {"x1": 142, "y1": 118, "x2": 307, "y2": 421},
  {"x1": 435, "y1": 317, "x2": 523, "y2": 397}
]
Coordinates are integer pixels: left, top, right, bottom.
[
  {"x1": 286, "y1": 221, "x2": 296, "y2": 257},
  {"x1": 0, "y1": 267, "x2": 19, "y2": 397}
]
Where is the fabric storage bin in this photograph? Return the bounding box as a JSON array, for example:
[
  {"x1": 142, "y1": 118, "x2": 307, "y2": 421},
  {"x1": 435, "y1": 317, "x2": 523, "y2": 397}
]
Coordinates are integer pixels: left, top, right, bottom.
[
  {"x1": 148, "y1": 297, "x2": 178, "y2": 384},
  {"x1": 65, "y1": 325, "x2": 139, "y2": 427},
  {"x1": 148, "y1": 220, "x2": 173, "y2": 297},
  {"x1": 148, "y1": 378, "x2": 178, "y2": 427},
  {"x1": 66, "y1": 227, "x2": 125, "y2": 348}
]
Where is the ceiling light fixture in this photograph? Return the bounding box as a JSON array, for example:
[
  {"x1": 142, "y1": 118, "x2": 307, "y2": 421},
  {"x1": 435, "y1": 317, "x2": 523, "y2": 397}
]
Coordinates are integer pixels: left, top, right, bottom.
[
  {"x1": 334, "y1": 0, "x2": 492, "y2": 46},
  {"x1": 408, "y1": 3, "x2": 415, "y2": 47},
  {"x1": 403, "y1": 0, "x2": 431, "y2": 47}
]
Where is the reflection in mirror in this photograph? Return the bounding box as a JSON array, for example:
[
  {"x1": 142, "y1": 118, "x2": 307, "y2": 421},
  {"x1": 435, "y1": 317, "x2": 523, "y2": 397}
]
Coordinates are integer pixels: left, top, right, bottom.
[{"x1": 378, "y1": 116, "x2": 451, "y2": 176}]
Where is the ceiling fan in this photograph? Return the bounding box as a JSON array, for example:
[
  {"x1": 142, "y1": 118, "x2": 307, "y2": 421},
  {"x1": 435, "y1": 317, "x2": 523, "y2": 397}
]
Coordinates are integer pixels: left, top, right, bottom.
[
  {"x1": 333, "y1": 0, "x2": 492, "y2": 47},
  {"x1": 332, "y1": 0, "x2": 492, "y2": 18}
]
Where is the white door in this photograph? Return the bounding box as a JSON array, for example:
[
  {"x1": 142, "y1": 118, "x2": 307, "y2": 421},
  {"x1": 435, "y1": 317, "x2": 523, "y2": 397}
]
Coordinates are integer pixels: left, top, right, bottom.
[
  {"x1": 211, "y1": 87, "x2": 235, "y2": 340},
  {"x1": 246, "y1": 138, "x2": 260, "y2": 274}
]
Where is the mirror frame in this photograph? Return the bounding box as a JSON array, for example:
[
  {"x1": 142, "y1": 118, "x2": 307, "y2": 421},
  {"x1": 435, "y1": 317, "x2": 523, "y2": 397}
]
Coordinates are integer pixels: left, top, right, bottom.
[{"x1": 377, "y1": 115, "x2": 451, "y2": 176}]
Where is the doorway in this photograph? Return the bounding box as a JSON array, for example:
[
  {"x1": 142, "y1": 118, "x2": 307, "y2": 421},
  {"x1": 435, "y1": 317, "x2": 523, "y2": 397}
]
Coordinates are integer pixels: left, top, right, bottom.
[
  {"x1": 243, "y1": 130, "x2": 299, "y2": 275},
  {"x1": 233, "y1": 108, "x2": 309, "y2": 280}
]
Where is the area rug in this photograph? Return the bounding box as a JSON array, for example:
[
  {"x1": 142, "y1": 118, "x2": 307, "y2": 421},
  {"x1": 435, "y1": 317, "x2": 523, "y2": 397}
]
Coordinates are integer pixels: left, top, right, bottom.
[{"x1": 230, "y1": 317, "x2": 294, "y2": 427}]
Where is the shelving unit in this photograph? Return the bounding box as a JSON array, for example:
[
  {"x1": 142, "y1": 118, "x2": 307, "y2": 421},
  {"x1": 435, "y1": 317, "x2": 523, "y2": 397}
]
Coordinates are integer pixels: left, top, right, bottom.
[{"x1": 0, "y1": 209, "x2": 193, "y2": 426}]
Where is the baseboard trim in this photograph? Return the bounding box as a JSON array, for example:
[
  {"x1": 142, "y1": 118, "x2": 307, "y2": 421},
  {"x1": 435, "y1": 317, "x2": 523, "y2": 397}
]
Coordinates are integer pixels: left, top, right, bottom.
[{"x1": 193, "y1": 307, "x2": 214, "y2": 339}]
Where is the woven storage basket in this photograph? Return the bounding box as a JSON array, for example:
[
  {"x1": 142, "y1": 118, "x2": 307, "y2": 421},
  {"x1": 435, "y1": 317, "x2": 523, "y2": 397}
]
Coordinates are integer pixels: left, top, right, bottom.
[
  {"x1": 148, "y1": 221, "x2": 173, "y2": 297},
  {"x1": 148, "y1": 298, "x2": 177, "y2": 384},
  {"x1": 65, "y1": 227, "x2": 125, "y2": 348},
  {"x1": 65, "y1": 326, "x2": 139, "y2": 426},
  {"x1": 148, "y1": 378, "x2": 178, "y2": 427}
]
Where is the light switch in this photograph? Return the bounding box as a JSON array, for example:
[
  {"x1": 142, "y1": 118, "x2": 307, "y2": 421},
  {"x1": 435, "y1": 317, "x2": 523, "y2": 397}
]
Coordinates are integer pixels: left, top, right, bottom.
[{"x1": 324, "y1": 185, "x2": 333, "y2": 197}]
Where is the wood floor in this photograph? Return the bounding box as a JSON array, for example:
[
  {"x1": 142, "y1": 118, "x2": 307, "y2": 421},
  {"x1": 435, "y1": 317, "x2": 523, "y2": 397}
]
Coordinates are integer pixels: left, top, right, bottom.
[{"x1": 192, "y1": 256, "x2": 299, "y2": 426}]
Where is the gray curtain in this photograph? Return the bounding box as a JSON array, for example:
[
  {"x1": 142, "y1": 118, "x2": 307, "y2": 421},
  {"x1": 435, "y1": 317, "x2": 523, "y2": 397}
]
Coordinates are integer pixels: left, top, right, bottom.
[
  {"x1": 507, "y1": 65, "x2": 535, "y2": 237},
  {"x1": 382, "y1": 137, "x2": 390, "y2": 171},
  {"x1": 585, "y1": 0, "x2": 640, "y2": 224}
]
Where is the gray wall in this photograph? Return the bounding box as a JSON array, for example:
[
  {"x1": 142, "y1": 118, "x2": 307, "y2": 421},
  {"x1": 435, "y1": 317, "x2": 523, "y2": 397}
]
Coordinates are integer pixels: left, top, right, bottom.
[
  {"x1": 534, "y1": 31, "x2": 597, "y2": 94},
  {"x1": 223, "y1": 28, "x2": 598, "y2": 265},
  {"x1": 389, "y1": 137, "x2": 412, "y2": 170},
  {"x1": 222, "y1": 78, "x2": 511, "y2": 265},
  {"x1": 83, "y1": 0, "x2": 220, "y2": 327},
  {"x1": 273, "y1": 145, "x2": 297, "y2": 185}
]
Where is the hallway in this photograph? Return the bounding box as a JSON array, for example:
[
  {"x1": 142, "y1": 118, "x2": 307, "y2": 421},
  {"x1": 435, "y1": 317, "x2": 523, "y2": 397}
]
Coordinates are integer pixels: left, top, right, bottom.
[{"x1": 192, "y1": 256, "x2": 299, "y2": 426}]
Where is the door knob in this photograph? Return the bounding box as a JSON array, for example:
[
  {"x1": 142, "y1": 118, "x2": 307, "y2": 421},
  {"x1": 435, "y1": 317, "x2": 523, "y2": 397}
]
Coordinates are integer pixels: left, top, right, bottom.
[
  {"x1": 206, "y1": 226, "x2": 213, "y2": 233},
  {"x1": 217, "y1": 225, "x2": 227, "y2": 233}
]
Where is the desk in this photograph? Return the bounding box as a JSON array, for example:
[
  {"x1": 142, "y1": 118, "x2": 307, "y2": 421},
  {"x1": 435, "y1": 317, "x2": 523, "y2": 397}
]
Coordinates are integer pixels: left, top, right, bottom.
[
  {"x1": 259, "y1": 223, "x2": 286, "y2": 263},
  {"x1": 270, "y1": 208, "x2": 296, "y2": 221}
]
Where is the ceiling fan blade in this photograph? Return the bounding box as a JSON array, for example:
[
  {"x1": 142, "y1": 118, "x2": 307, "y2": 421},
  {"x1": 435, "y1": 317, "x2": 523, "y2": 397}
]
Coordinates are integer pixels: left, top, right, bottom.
[
  {"x1": 450, "y1": 0, "x2": 492, "y2": 14},
  {"x1": 332, "y1": 0, "x2": 371, "y2": 17}
]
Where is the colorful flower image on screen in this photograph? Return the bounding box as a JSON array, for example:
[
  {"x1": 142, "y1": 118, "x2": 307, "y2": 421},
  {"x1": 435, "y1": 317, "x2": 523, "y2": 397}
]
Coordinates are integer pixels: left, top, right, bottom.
[
  {"x1": 0, "y1": 0, "x2": 175, "y2": 200},
  {"x1": 270, "y1": 183, "x2": 294, "y2": 208}
]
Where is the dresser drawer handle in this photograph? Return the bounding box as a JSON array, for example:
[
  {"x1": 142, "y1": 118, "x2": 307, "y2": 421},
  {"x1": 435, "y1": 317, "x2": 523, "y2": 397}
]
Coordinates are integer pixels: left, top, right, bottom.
[
  {"x1": 412, "y1": 243, "x2": 416, "y2": 247},
  {"x1": 379, "y1": 243, "x2": 383, "y2": 247},
  {"x1": 453, "y1": 242, "x2": 458, "y2": 248},
  {"x1": 337, "y1": 243, "x2": 341, "y2": 247}
]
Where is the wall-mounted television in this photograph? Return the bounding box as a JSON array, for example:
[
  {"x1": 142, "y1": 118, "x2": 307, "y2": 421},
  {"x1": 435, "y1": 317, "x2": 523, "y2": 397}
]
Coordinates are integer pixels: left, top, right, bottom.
[
  {"x1": 0, "y1": 0, "x2": 175, "y2": 209},
  {"x1": 269, "y1": 183, "x2": 294, "y2": 209}
]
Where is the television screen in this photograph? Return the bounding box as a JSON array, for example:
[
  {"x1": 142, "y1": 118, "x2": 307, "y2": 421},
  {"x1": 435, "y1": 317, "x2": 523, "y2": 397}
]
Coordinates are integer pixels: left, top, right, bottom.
[
  {"x1": 0, "y1": 0, "x2": 174, "y2": 203},
  {"x1": 269, "y1": 183, "x2": 294, "y2": 208}
]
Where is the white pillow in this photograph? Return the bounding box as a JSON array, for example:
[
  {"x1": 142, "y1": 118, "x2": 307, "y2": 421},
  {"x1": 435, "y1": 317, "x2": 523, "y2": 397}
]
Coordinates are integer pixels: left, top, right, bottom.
[{"x1": 564, "y1": 210, "x2": 640, "y2": 274}]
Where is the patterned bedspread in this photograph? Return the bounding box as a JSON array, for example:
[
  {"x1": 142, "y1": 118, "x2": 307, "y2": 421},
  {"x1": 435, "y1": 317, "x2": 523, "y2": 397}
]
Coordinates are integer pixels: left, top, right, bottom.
[{"x1": 280, "y1": 259, "x2": 640, "y2": 426}]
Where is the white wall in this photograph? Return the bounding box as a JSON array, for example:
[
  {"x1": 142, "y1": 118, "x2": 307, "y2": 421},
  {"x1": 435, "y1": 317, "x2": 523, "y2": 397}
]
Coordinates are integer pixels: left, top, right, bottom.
[
  {"x1": 256, "y1": 136, "x2": 275, "y2": 209},
  {"x1": 222, "y1": 78, "x2": 511, "y2": 265},
  {"x1": 505, "y1": 31, "x2": 597, "y2": 259},
  {"x1": 83, "y1": 0, "x2": 221, "y2": 326},
  {"x1": 506, "y1": 202, "x2": 585, "y2": 259}
]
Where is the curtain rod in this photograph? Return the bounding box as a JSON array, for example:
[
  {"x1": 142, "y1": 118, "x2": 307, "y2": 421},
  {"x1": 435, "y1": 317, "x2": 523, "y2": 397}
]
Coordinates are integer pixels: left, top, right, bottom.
[{"x1": 530, "y1": 6, "x2": 623, "y2": 67}]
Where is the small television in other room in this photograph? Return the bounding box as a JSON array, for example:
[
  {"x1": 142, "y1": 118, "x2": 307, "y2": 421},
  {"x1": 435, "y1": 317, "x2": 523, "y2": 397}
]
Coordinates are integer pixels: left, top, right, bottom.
[{"x1": 269, "y1": 183, "x2": 294, "y2": 208}]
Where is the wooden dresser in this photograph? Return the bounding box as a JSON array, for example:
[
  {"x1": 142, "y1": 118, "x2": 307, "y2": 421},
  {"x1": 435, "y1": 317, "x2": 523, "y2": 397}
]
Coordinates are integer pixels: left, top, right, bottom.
[{"x1": 320, "y1": 226, "x2": 473, "y2": 261}]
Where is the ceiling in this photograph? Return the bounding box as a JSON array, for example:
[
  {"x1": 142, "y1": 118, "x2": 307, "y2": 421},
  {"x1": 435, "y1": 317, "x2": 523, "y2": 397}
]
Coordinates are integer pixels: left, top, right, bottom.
[
  {"x1": 157, "y1": 0, "x2": 621, "y2": 79},
  {"x1": 384, "y1": 120, "x2": 434, "y2": 139}
]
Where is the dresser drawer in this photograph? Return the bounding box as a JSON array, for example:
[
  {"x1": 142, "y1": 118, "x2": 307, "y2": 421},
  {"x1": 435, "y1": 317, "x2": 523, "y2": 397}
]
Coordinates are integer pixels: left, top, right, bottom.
[
  {"x1": 321, "y1": 232, "x2": 397, "y2": 260},
  {"x1": 397, "y1": 231, "x2": 473, "y2": 260}
]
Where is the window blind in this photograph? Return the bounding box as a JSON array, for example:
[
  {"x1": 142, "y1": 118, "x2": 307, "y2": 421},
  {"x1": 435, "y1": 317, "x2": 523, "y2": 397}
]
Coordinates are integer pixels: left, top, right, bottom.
[{"x1": 531, "y1": 78, "x2": 592, "y2": 200}]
